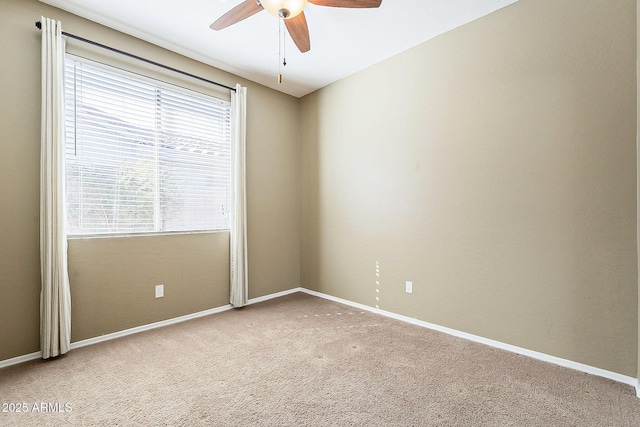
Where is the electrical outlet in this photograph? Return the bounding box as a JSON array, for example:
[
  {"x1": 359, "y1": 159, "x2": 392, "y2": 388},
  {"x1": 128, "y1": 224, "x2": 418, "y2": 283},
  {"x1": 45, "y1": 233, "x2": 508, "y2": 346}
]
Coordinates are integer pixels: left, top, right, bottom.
[
  {"x1": 405, "y1": 281, "x2": 413, "y2": 294},
  {"x1": 155, "y1": 284, "x2": 164, "y2": 298}
]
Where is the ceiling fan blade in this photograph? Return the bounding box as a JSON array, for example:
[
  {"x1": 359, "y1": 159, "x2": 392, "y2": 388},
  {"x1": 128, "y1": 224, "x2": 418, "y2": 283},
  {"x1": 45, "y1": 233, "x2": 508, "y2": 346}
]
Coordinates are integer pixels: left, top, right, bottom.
[
  {"x1": 285, "y1": 12, "x2": 311, "y2": 53},
  {"x1": 308, "y1": 0, "x2": 382, "y2": 8},
  {"x1": 210, "y1": 0, "x2": 264, "y2": 31}
]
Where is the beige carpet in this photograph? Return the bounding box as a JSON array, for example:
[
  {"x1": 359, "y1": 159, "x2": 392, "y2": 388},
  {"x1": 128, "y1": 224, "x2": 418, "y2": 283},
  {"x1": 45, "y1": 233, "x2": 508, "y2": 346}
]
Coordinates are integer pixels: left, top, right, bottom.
[{"x1": 1, "y1": 292, "x2": 639, "y2": 426}]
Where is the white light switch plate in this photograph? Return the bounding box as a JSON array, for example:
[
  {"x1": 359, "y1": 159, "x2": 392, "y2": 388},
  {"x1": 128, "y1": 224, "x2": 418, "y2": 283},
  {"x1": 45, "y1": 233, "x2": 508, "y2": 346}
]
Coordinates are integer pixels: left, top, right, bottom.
[
  {"x1": 155, "y1": 284, "x2": 164, "y2": 298},
  {"x1": 405, "y1": 281, "x2": 413, "y2": 294}
]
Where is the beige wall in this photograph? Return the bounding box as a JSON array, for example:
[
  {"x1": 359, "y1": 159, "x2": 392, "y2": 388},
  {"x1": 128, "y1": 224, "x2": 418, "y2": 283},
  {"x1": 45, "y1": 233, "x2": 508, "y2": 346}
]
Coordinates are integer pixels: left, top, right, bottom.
[
  {"x1": 637, "y1": 0, "x2": 640, "y2": 387},
  {"x1": 68, "y1": 234, "x2": 230, "y2": 341},
  {"x1": 0, "y1": 0, "x2": 300, "y2": 360},
  {"x1": 300, "y1": 0, "x2": 638, "y2": 376},
  {"x1": 1, "y1": 0, "x2": 638, "y2": 380}
]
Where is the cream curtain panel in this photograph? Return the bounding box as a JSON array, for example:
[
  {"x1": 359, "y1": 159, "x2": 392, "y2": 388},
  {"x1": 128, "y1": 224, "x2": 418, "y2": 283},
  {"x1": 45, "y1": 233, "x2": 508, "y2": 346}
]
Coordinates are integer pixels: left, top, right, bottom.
[
  {"x1": 40, "y1": 16, "x2": 72, "y2": 359},
  {"x1": 229, "y1": 84, "x2": 248, "y2": 307}
]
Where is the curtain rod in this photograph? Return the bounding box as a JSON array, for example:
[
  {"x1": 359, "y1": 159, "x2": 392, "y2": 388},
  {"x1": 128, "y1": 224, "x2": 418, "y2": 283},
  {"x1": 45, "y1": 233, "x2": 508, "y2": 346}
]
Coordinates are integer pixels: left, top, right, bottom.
[{"x1": 35, "y1": 21, "x2": 236, "y2": 92}]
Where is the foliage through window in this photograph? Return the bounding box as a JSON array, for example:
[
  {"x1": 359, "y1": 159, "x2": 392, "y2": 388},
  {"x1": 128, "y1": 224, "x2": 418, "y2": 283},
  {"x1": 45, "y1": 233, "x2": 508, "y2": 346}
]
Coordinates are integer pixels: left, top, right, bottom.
[{"x1": 64, "y1": 55, "x2": 231, "y2": 235}]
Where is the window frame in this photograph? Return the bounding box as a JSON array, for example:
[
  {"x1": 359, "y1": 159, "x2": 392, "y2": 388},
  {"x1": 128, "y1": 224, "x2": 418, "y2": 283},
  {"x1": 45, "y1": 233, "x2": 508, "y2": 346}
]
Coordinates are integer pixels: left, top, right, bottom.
[{"x1": 63, "y1": 54, "x2": 233, "y2": 238}]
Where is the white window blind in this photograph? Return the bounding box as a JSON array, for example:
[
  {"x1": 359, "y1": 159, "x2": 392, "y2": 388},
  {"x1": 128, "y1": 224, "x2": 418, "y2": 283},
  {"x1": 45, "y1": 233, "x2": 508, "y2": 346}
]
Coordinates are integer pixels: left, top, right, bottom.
[{"x1": 64, "y1": 55, "x2": 231, "y2": 235}]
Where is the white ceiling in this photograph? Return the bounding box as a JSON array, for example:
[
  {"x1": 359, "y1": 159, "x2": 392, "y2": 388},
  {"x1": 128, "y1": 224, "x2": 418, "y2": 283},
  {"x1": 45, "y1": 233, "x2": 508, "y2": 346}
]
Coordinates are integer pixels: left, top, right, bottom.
[{"x1": 40, "y1": 0, "x2": 518, "y2": 98}]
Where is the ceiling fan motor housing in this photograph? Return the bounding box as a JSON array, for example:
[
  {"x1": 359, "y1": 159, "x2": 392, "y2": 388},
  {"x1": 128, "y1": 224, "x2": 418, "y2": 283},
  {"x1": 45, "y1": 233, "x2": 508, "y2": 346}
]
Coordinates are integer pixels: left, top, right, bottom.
[
  {"x1": 260, "y1": 0, "x2": 308, "y2": 20},
  {"x1": 279, "y1": 9, "x2": 290, "y2": 18}
]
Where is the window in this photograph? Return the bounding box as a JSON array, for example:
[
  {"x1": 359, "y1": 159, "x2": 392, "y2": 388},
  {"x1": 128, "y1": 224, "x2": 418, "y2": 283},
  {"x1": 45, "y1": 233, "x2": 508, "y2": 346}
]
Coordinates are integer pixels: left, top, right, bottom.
[{"x1": 64, "y1": 55, "x2": 231, "y2": 235}]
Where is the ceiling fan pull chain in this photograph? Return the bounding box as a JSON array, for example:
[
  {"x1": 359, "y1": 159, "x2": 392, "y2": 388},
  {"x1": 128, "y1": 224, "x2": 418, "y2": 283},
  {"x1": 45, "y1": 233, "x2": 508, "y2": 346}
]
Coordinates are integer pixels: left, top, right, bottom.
[
  {"x1": 283, "y1": 30, "x2": 287, "y2": 67},
  {"x1": 278, "y1": 18, "x2": 283, "y2": 83},
  {"x1": 277, "y1": 17, "x2": 288, "y2": 84}
]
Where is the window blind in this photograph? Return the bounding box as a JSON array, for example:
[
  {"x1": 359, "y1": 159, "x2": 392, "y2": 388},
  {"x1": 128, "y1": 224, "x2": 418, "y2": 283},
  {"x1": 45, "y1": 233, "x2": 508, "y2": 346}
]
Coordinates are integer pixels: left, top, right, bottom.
[{"x1": 64, "y1": 55, "x2": 232, "y2": 235}]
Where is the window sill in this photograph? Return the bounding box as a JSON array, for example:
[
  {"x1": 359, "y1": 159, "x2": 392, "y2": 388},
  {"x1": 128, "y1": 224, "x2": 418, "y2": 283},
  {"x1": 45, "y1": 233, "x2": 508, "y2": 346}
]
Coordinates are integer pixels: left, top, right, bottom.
[{"x1": 66, "y1": 229, "x2": 230, "y2": 240}]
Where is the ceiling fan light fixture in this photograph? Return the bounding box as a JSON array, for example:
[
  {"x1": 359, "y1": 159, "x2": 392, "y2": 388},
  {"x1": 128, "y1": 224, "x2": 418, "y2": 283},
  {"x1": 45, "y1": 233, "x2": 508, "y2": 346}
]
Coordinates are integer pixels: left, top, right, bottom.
[{"x1": 260, "y1": 0, "x2": 308, "y2": 19}]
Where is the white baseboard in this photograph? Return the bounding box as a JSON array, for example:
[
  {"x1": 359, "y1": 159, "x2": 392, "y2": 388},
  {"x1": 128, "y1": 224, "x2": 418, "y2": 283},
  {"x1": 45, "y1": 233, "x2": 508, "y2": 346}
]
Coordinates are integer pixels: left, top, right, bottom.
[
  {"x1": 3, "y1": 285, "x2": 639, "y2": 398},
  {"x1": 0, "y1": 303, "x2": 234, "y2": 369},
  {"x1": 0, "y1": 287, "x2": 299, "y2": 369},
  {"x1": 299, "y1": 288, "x2": 640, "y2": 393},
  {"x1": 70, "y1": 303, "x2": 234, "y2": 351},
  {"x1": 0, "y1": 351, "x2": 42, "y2": 369},
  {"x1": 247, "y1": 287, "x2": 301, "y2": 305}
]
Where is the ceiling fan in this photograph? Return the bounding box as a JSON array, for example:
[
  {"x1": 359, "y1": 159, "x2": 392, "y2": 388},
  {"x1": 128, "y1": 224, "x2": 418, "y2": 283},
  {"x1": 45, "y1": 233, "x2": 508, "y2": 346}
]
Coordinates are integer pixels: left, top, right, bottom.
[{"x1": 210, "y1": 0, "x2": 383, "y2": 53}]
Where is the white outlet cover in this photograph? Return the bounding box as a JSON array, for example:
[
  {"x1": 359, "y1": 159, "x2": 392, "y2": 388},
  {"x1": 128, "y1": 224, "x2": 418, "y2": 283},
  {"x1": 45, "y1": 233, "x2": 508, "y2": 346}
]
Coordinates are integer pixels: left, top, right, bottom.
[
  {"x1": 405, "y1": 281, "x2": 413, "y2": 294},
  {"x1": 155, "y1": 284, "x2": 164, "y2": 298}
]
